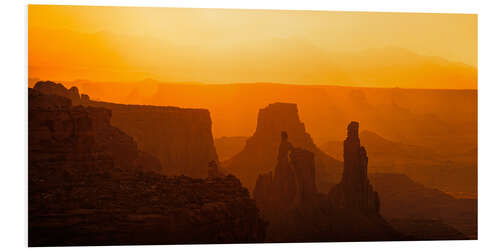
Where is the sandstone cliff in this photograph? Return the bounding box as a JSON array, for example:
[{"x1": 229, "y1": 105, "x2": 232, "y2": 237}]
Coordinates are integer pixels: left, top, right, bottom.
[
  {"x1": 33, "y1": 81, "x2": 83, "y2": 105},
  {"x1": 225, "y1": 103, "x2": 342, "y2": 192},
  {"x1": 29, "y1": 88, "x2": 161, "y2": 173},
  {"x1": 87, "y1": 101, "x2": 218, "y2": 178},
  {"x1": 28, "y1": 89, "x2": 266, "y2": 246},
  {"x1": 252, "y1": 131, "x2": 401, "y2": 242},
  {"x1": 329, "y1": 122, "x2": 380, "y2": 214},
  {"x1": 33, "y1": 81, "x2": 218, "y2": 178}
]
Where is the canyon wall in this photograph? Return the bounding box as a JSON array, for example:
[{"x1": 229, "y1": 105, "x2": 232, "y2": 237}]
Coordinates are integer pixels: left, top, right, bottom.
[
  {"x1": 28, "y1": 87, "x2": 161, "y2": 174},
  {"x1": 33, "y1": 81, "x2": 218, "y2": 178},
  {"x1": 87, "y1": 101, "x2": 218, "y2": 178},
  {"x1": 28, "y1": 89, "x2": 266, "y2": 246},
  {"x1": 225, "y1": 103, "x2": 342, "y2": 192}
]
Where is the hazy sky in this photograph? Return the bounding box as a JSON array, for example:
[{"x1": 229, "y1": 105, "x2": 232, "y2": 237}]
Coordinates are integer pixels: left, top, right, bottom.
[{"x1": 28, "y1": 5, "x2": 477, "y2": 88}]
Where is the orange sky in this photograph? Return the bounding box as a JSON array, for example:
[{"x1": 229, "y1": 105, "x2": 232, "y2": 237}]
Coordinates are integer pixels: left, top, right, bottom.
[{"x1": 28, "y1": 5, "x2": 477, "y2": 89}]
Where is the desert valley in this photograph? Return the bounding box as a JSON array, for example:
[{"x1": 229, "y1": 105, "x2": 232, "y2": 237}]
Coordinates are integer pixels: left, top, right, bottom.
[{"x1": 28, "y1": 80, "x2": 476, "y2": 245}]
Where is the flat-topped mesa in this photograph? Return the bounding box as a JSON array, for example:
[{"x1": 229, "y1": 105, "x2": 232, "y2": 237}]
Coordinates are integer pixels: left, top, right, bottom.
[
  {"x1": 227, "y1": 102, "x2": 342, "y2": 191},
  {"x1": 329, "y1": 121, "x2": 380, "y2": 215},
  {"x1": 254, "y1": 103, "x2": 308, "y2": 142},
  {"x1": 33, "y1": 81, "x2": 218, "y2": 178}
]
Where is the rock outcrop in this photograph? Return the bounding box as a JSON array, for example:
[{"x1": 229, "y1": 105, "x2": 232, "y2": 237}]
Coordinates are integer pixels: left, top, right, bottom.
[
  {"x1": 33, "y1": 81, "x2": 84, "y2": 105},
  {"x1": 290, "y1": 148, "x2": 317, "y2": 205},
  {"x1": 33, "y1": 81, "x2": 218, "y2": 178},
  {"x1": 329, "y1": 122, "x2": 380, "y2": 214},
  {"x1": 28, "y1": 89, "x2": 266, "y2": 246},
  {"x1": 29, "y1": 88, "x2": 161, "y2": 173},
  {"x1": 225, "y1": 103, "x2": 342, "y2": 192},
  {"x1": 253, "y1": 132, "x2": 316, "y2": 213},
  {"x1": 87, "y1": 101, "x2": 218, "y2": 178},
  {"x1": 252, "y1": 131, "x2": 401, "y2": 242}
]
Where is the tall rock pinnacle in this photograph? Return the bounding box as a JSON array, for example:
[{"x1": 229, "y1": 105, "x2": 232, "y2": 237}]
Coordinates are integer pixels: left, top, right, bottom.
[
  {"x1": 329, "y1": 121, "x2": 380, "y2": 214},
  {"x1": 253, "y1": 130, "x2": 399, "y2": 242},
  {"x1": 253, "y1": 131, "x2": 317, "y2": 214}
]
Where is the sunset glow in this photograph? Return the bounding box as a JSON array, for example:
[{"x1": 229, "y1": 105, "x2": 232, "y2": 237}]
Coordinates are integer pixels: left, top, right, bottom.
[{"x1": 28, "y1": 5, "x2": 477, "y2": 89}]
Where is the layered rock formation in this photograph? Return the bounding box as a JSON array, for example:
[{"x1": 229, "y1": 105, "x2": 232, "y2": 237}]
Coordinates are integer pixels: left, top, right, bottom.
[
  {"x1": 28, "y1": 89, "x2": 266, "y2": 246},
  {"x1": 329, "y1": 122, "x2": 380, "y2": 214},
  {"x1": 87, "y1": 101, "x2": 218, "y2": 178},
  {"x1": 29, "y1": 88, "x2": 161, "y2": 173},
  {"x1": 33, "y1": 81, "x2": 83, "y2": 105},
  {"x1": 253, "y1": 131, "x2": 401, "y2": 242},
  {"x1": 33, "y1": 81, "x2": 218, "y2": 178},
  {"x1": 225, "y1": 103, "x2": 342, "y2": 192}
]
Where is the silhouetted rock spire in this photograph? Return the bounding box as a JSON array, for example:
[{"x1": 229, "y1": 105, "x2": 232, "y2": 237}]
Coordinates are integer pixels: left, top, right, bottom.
[
  {"x1": 278, "y1": 131, "x2": 294, "y2": 164},
  {"x1": 253, "y1": 130, "x2": 399, "y2": 242},
  {"x1": 253, "y1": 131, "x2": 317, "y2": 211},
  {"x1": 329, "y1": 121, "x2": 380, "y2": 214},
  {"x1": 290, "y1": 147, "x2": 317, "y2": 205}
]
